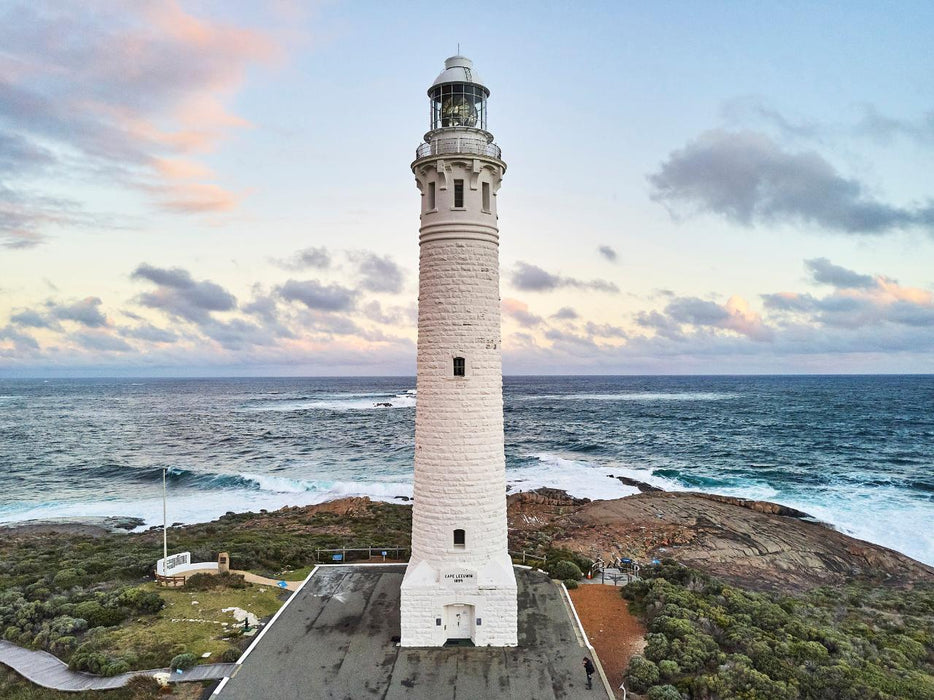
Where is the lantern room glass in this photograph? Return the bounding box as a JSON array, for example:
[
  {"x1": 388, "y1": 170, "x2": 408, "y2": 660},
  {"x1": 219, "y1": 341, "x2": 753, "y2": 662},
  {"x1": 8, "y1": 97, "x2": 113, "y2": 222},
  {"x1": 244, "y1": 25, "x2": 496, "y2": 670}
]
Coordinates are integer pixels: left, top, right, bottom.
[{"x1": 430, "y1": 83, "x2": 487, "y2": 130}]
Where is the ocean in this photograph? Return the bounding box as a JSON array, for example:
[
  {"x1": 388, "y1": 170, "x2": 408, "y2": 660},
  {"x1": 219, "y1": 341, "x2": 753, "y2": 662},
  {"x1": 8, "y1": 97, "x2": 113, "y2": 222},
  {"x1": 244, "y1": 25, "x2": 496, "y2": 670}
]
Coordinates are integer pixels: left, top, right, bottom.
[{"x1": 0, "y1": 375, "x2": 931, "y2": 566}]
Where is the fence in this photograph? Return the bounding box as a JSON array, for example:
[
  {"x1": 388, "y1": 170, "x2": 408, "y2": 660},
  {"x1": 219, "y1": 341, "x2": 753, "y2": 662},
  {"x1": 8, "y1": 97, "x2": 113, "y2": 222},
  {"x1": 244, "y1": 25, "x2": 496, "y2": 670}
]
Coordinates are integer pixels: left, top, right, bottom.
[
  {"x1": 313, "y1": 546, "x2": 408, "y2": 563},
  {"x1": 509, "y1": 550, "x2": 548, "y2": 567}
]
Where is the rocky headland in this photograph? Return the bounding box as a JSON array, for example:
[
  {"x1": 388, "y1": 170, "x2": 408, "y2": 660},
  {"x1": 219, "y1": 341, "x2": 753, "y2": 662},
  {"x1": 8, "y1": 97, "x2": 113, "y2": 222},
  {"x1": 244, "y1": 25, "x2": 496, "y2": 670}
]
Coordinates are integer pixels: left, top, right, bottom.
[{"x1": 506, "y1": 486, "x2": 934, "y2": 593}]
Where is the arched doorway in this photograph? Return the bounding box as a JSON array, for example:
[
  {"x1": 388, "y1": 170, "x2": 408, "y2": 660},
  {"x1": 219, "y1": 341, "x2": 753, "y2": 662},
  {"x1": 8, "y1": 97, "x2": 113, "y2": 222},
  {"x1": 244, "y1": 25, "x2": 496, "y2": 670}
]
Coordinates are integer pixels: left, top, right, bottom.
[{"x1": 443, "y1": 603, "x2": 475, "y2": 645}]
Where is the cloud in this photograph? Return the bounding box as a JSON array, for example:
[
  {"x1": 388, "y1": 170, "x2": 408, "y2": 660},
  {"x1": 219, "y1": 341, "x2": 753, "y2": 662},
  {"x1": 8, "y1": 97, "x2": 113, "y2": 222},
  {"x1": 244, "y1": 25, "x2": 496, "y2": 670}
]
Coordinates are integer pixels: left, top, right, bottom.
[
  {"x1": 273, "y1": 246, "x2": 332, "y2": 271},
  {"x1": 71, "y1": 330, "x2": 132, "y2": 353},
  {"x1": 551, "y1": 307, "x2": 578, "y2": 320},
  {"x1": 361, "y1": 300, "x2": 414, "y2": 325},
  {"x1": 762, "y1": 259, "x2": 934, "y2": 330},
  {"x1": 51, "y1": 297, "x2": 108, "y2": 328},
  {"x1": 10, "y1": 309, "x2": 56, "y2": 329},
  {"x1": 640, "y1": 294, "x2": 773, "y2": 342},
  {"x1": 132, "y1": 263, "x2": 237, "y2": 322},
  {"x1": 278, "y1": 279, "x2": 357, "y2": 312},
  {"x1": 598, "y1": 245, "x2": 617, "y2": 262},
  {"x1": 0, "y1": 324, "x2": 40, "y2": 353},
  {"x1": 648, "y1": 129, "x2": 934, "y2": 235},
  {"x1": 120, "y1": 324, "x2": 178, "y2": 344},
  {"x1": 854, "y1": 105, "x2": 934, "y2": 146},
  {"x1": 585, "y1": 322, "x2": 627, "y2": 339},
  {"x1": 502, "y1": 298, "x2": 542, "y2": 328},
  {"x1": 805, "y1": 257, "x2": 875, "y2": 289},
  {"x1": 511, "y1": 262, "x2": 619, "y2": 293},
  {"x1": 0, "y1": 3, "x2": 278, "y2": 246},
  {"x1": 350, "y1": 252, "x2": 405, "y2": 294}
]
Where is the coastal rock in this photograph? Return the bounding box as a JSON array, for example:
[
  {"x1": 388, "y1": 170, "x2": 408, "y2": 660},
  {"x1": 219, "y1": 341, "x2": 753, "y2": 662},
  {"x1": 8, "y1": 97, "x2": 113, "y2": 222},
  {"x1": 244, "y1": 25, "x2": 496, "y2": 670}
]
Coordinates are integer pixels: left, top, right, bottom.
[{"x1": 505, "y1": 490, "x2": 934, "y2": 593}]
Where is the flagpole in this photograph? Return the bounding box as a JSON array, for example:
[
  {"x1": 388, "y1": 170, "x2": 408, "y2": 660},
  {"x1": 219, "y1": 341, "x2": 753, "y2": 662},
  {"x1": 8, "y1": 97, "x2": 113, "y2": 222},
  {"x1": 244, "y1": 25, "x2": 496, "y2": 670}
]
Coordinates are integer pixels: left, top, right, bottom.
[{"x1": 163, "y1": 468, "x2": 168, "y2": 567}]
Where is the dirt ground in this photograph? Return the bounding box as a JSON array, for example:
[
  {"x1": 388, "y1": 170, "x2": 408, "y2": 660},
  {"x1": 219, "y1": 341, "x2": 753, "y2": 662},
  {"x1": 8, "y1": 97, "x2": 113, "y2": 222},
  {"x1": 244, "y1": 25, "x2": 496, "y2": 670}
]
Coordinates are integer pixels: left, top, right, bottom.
[{"x1": 569, "y1": 585, "x2": 645, "y2": 698}]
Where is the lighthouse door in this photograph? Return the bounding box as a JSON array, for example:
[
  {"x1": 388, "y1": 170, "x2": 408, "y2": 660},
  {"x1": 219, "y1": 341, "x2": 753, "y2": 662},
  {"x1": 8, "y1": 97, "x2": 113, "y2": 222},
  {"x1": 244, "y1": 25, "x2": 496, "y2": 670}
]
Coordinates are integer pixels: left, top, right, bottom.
[{"x1": 443, "y1": 604, "x2": 474, "y2": 641}]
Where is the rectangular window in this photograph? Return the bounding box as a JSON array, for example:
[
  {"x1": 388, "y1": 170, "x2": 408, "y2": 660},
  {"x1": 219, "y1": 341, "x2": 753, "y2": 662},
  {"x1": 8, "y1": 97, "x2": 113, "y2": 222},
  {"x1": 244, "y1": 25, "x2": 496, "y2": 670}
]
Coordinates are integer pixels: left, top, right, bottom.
[
  {"x1": 453, "y1": 529, "x2": 465, "y2": 548},
  {"x1": 427, "y1": 182, "x2": 435, "y2": 210},
  {"x1": 453, "y1": 179, "x2": 464, "y2": 208},
  {"x1": 482, "y1": 182, "x2": 490, "y2": 212},
  {"x1": 453, "y1": 357, "x2": 465, "y2": 377}
]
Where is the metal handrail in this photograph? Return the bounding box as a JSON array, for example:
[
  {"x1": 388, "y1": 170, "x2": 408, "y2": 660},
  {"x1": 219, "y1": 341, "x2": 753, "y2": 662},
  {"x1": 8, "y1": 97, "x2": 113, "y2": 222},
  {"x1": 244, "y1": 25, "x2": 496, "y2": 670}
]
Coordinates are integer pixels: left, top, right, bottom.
[{"x1": 416, "y1": 138, "x2": 502, "y2": 160}]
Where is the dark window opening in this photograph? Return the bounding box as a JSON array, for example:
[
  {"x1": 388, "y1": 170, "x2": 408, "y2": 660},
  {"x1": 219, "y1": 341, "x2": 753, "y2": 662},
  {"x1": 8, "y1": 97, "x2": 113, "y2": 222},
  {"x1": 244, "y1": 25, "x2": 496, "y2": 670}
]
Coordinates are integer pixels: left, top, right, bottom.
[
  {"x1": 453, "y1": 357, "x2": 465, "y2": 376},
  {"x1": 482, "y1": 182, "x2": 490, "y2": 211},
  {"x1": 427, "y1": 182, "x2": 435, "y2": 210},
  {"x1": 453, "y1": 529, "x2": 465, "y2": 548},
  {"x1": 453, "y1": 179, "x2": 464, "y2": 208}
]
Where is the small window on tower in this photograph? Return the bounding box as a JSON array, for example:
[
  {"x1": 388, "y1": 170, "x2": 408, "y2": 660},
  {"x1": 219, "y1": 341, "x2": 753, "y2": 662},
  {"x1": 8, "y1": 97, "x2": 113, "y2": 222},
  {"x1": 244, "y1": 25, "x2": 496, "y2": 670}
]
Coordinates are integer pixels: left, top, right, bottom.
[
  {"x1": 453, "y1": 529, "x2": 465, "y2": 548},
  {"x1": 482, "y1": 182, "x2": 491, "y2": 212},
  {"x1": 453, "y1": 179, "x2": 464, "y2": 208},
  {"x1": 453, "y1": 357, "x2": 465, "y2": 377},
  {"x1": 427, "y1": 182, "x2": 435, "y2": 210}
]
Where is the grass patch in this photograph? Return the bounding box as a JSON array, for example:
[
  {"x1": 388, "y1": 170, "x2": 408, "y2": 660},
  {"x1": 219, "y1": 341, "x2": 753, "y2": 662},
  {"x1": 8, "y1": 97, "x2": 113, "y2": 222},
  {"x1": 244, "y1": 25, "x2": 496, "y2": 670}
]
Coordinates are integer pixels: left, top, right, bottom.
[
  {"x1": 270, "y1": 565, "x2": 316, "y2": 581},
  {"x1": 90, "y1": 582, "x2": 284, "y2": 669}
]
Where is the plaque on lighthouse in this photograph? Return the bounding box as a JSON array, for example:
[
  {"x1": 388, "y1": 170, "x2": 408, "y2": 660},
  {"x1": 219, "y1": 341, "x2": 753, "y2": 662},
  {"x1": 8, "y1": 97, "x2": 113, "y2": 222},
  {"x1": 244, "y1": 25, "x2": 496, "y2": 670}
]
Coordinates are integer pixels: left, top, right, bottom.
[{"x1": 399, "y1": 55, "x2": 518, "y2": 647}]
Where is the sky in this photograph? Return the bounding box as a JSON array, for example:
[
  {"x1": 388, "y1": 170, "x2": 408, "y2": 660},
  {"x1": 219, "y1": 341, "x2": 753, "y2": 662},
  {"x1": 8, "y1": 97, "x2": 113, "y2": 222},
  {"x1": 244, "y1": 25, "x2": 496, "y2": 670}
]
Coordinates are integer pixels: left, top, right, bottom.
[{"x1": 1, "y1": 1, "x2": 933, "y2": 377}]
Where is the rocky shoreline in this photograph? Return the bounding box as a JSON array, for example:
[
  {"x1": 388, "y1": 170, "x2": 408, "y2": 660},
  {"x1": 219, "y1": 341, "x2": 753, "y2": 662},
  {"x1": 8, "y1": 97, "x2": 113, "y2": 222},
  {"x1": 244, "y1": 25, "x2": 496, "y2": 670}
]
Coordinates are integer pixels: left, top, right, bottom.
[
  {"x1": 507, "y1": 487, "x2": 934, "y2": 593},
  {"x1": 3, "y1": 485, "x2": 931, "y2": 595}
]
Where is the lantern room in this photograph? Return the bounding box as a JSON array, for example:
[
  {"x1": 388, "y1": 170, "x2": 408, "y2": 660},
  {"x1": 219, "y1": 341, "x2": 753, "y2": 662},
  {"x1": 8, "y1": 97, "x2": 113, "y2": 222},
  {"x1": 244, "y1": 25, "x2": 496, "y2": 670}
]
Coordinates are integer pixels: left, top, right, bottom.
[{"x1": 428, "y1": 55, "x2": 489, "y2": 131}]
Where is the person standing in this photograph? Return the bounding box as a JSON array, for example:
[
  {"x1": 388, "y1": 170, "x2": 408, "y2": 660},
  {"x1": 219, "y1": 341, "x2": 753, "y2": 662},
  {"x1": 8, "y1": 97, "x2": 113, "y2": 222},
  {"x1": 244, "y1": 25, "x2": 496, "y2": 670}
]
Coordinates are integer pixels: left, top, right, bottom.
[{"x1": 583, "y1": 657, "x2": 596, "y2": 689}]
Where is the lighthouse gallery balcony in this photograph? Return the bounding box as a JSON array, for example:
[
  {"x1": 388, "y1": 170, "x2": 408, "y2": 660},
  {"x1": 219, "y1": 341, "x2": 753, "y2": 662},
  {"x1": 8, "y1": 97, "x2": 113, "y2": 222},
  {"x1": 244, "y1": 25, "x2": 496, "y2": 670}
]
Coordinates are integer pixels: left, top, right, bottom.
[{"x1": 415, "y1": 136, "x2": 502, "y2": 161}]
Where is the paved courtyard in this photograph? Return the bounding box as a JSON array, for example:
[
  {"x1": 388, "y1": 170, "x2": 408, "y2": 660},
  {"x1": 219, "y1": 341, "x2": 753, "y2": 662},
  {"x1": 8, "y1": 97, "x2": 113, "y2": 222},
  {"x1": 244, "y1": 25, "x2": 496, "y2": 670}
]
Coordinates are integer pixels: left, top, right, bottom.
[{"x1": 217, "y1": 565, "x2": 608, "y2": 699}]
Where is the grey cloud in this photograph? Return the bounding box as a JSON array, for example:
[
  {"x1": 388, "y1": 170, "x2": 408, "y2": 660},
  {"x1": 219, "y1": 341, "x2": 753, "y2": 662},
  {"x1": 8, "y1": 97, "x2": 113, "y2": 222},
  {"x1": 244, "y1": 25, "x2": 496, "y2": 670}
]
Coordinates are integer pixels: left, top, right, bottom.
[
  {"x1": 274, "y1": 246, "x2": 332, "y2": 271},
  {"x1": 201, "y1": 319, "x2": 273, "y2": 350},
  {"x1": 0, "y1": 324, "x2": 40, "y2": 352},
  {"x1": 10, "y1": 309, "x2": 56, "y2": 329},
  {"x1": 242, "y1": 294, "x2": 280, "y2": 323},
  {"x1": 585, "y1": 322, "x2": 627, "y2": 339},
  {"x1": 648, "y1": 129, "x2": 933, "y2": 235},
  {"x1": 503, "y1": 305, "x2": 542, "y2": 328},
  {"x1": 635, "y1": 310, "x2": 686, "y2": 341},
  {"x1": 121, "y1": 325, "x2": 178, "y2": 343},
  {"x1": 51, "y1": 297, "x2": 108, "y2": 328},
  {"x1": 278, "y1": 279, "x2": 357, "y2": 312},
  {"x1": 721, "y1": 97, "x2": 820, "y2": 140},
  {"x1": 855, "y1": 106, "x2": 934, "y2": 146},
  {"x1": 71, "y1": 331, "x2": 132, "y2": 352},
  {"x1": 362, "y1": 300, "x2": 414, "y2": 325},
  {"x1": 551, "y1": 307, "x2": 578, "y2": 320},
  {"x1": 665, "y1": 297, "x2": 730, "y2": 325},
  {"x1": 351, "y1": 252, "x2": 405, "y2": 294},
  {"x1": 511, "y1": 262, "x2": 619, "y2": 293},
  {"x1": 132, "y1": 263, "x2": 237, "y2": 322},
  {"x1": 761, "y1": 293, "x2": 819, "y2": 313},
  {"x1": 805, "y1": 257, "x2": 875, "y2": 288},
  {"x1": 598, "y1": 245, "x2": 617, "y2": 262}
]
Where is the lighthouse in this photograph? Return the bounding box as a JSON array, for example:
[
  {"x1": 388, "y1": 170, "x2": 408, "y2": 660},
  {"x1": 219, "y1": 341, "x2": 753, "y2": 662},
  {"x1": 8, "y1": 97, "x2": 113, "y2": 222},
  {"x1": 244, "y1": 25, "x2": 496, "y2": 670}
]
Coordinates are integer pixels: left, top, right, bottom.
[{"x1": 399, "y1": 56, "x2": 518, "y2": 647}]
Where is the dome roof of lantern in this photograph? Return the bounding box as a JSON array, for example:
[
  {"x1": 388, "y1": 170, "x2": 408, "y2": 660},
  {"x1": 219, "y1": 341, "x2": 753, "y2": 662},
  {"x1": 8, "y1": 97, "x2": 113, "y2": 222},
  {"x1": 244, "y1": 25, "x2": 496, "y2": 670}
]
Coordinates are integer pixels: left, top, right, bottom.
[{"x1": 430, "y1": 55, "x2": 490, "y2": 95}]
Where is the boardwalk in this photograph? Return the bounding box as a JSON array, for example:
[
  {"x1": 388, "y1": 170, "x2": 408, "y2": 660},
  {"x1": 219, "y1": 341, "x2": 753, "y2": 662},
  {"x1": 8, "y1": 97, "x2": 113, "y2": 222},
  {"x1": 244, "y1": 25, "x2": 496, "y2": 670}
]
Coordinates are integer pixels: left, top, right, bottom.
[{"x1": 0, "y1": 640, "x2": 234, "y2": 691}]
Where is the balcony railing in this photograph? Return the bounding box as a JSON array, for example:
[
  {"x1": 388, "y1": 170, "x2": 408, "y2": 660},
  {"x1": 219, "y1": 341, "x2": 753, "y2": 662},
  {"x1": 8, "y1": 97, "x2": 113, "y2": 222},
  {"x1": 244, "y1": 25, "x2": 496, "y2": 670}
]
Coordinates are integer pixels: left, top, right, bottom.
[{"x1": 416, "y1": 138, "x2": 502, "y2": 160}]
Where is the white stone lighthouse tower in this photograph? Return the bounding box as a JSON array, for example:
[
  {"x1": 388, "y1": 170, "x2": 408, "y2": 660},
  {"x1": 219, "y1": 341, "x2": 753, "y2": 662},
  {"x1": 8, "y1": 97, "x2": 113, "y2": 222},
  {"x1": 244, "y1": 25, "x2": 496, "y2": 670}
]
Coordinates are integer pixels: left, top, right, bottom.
[{"x1": 399, "y1": 56, "x2": 518, "y2": 647}]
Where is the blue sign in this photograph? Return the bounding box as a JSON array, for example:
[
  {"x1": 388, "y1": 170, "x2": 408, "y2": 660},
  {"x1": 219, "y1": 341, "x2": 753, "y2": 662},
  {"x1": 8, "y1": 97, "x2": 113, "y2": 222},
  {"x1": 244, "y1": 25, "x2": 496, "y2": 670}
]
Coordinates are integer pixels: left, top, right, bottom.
[
  {"x1": 332, "y1": 554, "x2": 343, "y2": 561},
  {"x1": 277, "y1": 580, "x2": 288, "y2": 588},
  {"x1": 381, "y1": 551, "x2": 387, "y2": 556}
]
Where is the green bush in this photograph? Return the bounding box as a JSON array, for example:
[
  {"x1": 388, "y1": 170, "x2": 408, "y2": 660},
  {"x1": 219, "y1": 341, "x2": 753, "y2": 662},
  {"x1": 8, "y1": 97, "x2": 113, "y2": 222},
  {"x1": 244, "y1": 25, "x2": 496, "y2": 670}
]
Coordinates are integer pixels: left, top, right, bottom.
[
  {"x1": 657, "y1": 659, "x2": 680, "y2": 680},
  {"x1": 625, "y1": 656, "x2": 660, "y2": 693},
  {"x1": 52, "y1": 568, "x2": 84, "y2": 590},
  {"x1": 549, "y1": 560, "x2": 583, "y2": 581},
  {"x1": 221, "y1": 647, "x2": 241, "y2": 663},
  {"x1": 564, "y1": 579, "x2": 579, "y2": 590},
  {"x1": 169, "y1": 652, "x2": 197, "y2": 671},
  {"x1": 646, "y1": 685, "x2": 682, "y2": 700}
]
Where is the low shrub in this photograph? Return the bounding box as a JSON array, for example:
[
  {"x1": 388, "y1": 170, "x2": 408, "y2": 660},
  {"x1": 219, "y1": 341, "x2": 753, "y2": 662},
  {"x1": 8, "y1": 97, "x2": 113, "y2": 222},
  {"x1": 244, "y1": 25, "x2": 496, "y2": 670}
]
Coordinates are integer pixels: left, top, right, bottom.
[
  {"x1": 169, "y1": 652, "x2": 197, "y2": 671},
  {"x1": 549, "y1": 560, "x2": 583, "y2": 581}
]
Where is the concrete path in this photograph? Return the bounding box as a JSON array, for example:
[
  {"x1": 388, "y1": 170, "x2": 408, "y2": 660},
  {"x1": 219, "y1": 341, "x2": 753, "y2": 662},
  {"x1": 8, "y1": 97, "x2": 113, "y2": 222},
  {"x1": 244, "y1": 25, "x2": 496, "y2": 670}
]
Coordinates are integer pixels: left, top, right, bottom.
[
  {"x1": 218, "y1": 565, "x2": 611, "y2": 699},
  {"x1": 170, "y1": 567, "x2": 300, "y2": 591},
  {"x1": 0, "y1": 640, "x2": 235, "y2": 691}
]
